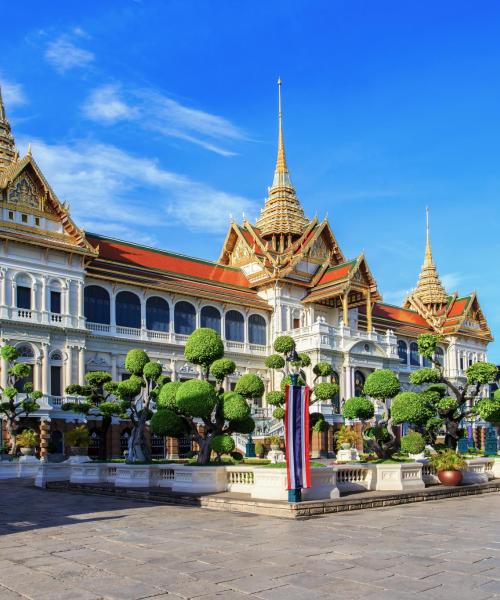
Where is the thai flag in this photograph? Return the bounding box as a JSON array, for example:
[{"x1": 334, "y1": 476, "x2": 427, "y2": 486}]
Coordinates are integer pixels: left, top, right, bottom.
[{"x1": 284, "y1": 384, "x2": 311, "y2": 490}]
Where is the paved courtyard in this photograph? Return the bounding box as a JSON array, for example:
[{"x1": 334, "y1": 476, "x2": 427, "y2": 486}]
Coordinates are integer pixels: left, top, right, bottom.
[{"x1": 1, "y1": 481, "x2": 500, "y2": 600}]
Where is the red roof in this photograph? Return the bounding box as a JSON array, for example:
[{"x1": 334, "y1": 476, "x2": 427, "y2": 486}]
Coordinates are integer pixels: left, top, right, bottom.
[
  {"x1": 315, "y1": 261, "x2": 356, "y2": 287},
  {"x1": 87, "y1": 234, "x2": 250, "y2": 288},
  {"x1": 372, "y1": 303, "x2": 430, "y2": 328},
  {"x1": 447, "y1": 297, "x2": 470, "y2": 318}
]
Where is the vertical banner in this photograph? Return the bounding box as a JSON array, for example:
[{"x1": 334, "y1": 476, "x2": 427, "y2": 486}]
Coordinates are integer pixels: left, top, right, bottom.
[{"x1": 284, "y1": 384, "x2": 311, "y2": 490}]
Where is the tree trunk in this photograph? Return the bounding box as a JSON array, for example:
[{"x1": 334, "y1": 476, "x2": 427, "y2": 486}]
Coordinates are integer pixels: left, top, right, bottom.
[
  {"x1": 196, "y1": 437, "x2": 212, "y2": 465},
  {"x1": 445, "y1": 419, "x2": 460, "y2": 449},
  {"x1": 6, "y1": 418, "x2": 17, "y2": 456}
]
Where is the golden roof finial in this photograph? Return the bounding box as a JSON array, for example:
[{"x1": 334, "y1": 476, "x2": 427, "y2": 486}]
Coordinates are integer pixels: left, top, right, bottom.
[
  {"x1": 0, "y1": 83, "x2": 17, "y2": 171},
  {"x1": 27, "y1": 143, "x2": 32, "y2": 157},
  {"x1": 413, "y1": 208, "x2": 448, "y2": 307},
  {"x1": 256, "y1": 79, "x2": 308, "y2": 240}
]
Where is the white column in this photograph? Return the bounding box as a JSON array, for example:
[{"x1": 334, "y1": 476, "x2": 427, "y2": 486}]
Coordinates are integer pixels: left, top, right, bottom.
[
  {"x1": 32, "y1": 282, "x2": 38, "y2": 312},
  {"x1": 65, "y1": 346, "x2": 74, "y2": 389},
  {"x1": 41, "y1": 277, "x2": 48, "y2": 313},
  {"x1": 78, "y1": 347, "x2": 85, "y2": 384},
  {"x1": 111, "y1": 353, "x2": 118, "y2": 381},
  {"x1": 141, "y1": 296, "x2": 146, "y2": 330},
  {"x1": 63, "y1": 282, "x2": 70, "y2": 315},
  {"x1": 77, "y1": 281, "x2": 84, "y2": 321},
  {"x1": 41, "y1": 344, "x2": 50, "y2": 395},
  {"x1": 110, "y1": 293, "x2": 116, "y2": 332},
  {"x1": 10, "y1": 279, "x2": 16, "y2": 308},
  {"x1": 0, "y1": 268, "x2": 5, "y2": 306}
]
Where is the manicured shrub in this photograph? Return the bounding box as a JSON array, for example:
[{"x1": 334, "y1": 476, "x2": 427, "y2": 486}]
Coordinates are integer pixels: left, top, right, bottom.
[
  {"x1": 117, "y1": 375, "x2": 143, "y2": 399},
  {"x1": 234, "y1": 373, "x2": 264, "y2": 399},
  {"x1": 125, "y1": 349, "x2": 150, "y2": 375},
  {"x1": 231, "y1": 451, "x2": 244, "y2": 462},
  {"x1": 265, "y1": 354, "x2": 286, "y2": 369},
  {"x1": 342, "y1": 397, "x2": 374, "y2": 421},
  {"x1": 266, "y1": 391, "x2": 285, "y2": 406},
  {"x1": 210, "y1": 358, "x2": 236, "y2": 382},
  {"x1": 466, "y1": 362, "x2": 499, "y2": 385},
  {"x1": 10, "y1": 363, "x2": 31, "y2": 379},
  {"x1": 185, "y1": 328, "x2": 224, "y2": 371},
  {"x1": 273, "y1": 336, "x2": 295, "y2": 354},
  {"x1": 391, "y1": 392, "x2": 433, "y2": 426},
  {"x1": 437, "y1": 397, "x2": 459, "y2": 413},
  {"x1": 417, "y1": 334, "x2": 440, "y2": 357},
  {"x1": 477, "y1": 398, "x2": 500, "y2": 424},
  {"x1": 314, "y1": 382, "x2": 339, "y2": 401},
  {"x1": 143, "y1": 361, "x2": 163, "y2": 381},
  {"x1": 401, "y1": 431, "x2": 426, "y2": 455},
  {"x1": 364, "y1": 369, "x2": 400, "y2": 399},
  {"x1": 229, "y1": 415, "x2": 255, "y2": 434},
  {"x1": 255, "y1": 442, "x2": 265, "y2": 457},
  {"x1": 297, "y1": 353, "x2": 311, "y2": 367},
  {"x1": 157, "y1": 382, "x2": 182, "y2": 410},
  {"x1": 85, "y1": 371, "x2": 112, "y2": 387},
  {"x1": 273, "y1": 407, "x2": 285, "y2": 420},
  {"x1": 210, "y1": 434, "x2": 235, "y2": 456},
  {"x1": 313, "y1": 362, "x2": 334, "y2": 378},
  {"x1": 151, "y1": 409, "x2": 187, "y2": 437},
  {"x1": 176, "y1": 379, "x2": 217, "y2": 418},
  {"x1": 409, "y1": 368, "x2": 441, "y2": 385},
  {"x1": 222, "y1": 392, "x2": 251, "y2": 421}
]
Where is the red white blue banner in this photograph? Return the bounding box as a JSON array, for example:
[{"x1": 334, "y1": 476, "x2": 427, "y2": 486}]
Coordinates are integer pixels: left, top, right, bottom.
[{"x1": 284, "y1": 384, "x2": 311, "y2": 490}]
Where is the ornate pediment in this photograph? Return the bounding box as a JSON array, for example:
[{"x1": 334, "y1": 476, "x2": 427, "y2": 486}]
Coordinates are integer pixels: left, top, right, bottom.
[
  {"x1": 8, "y1": 175, "x2": 40, "y2": 210},
  {"x1": 308, "y1": 234, "x2": 329, "y2": 261},
  {"x1": 231, "y1": 237, "x2": 252, "y2": 266}
]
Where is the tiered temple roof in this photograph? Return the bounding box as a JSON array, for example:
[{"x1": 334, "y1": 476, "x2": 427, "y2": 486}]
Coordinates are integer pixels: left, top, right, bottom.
[{"x1": 0, "y1": 86, "x2": 17, "y2": 171}]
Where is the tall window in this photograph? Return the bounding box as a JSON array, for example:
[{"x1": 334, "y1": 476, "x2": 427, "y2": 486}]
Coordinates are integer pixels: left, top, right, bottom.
[
  {"x1": 174, "y1": 301, "x2": 196, "y2": 334},
  {"x1": 354, "y1": 371, "x2": 365, "y2": 397},
  {"x1": 116, "y1": 291, "x2": 141, "y2": 328},
  {"x1": 51, "y1": 366, "x2": 62, "y2": 396},
  {"x1": 50, "y1": 291, "x2": 61, "y2": 314},
  {"x1": 84, "y1": 286, "x2": 110, "y2": 324},
  {"x1": 397, "y1": 340, "x2": 408, "y2": 365},
  {"x1": 16, "y1": 286, "x2": 31, "y2": 309},
  {"x1": 248, "y1": 314, "x2": 266, "y2": 345},
  {"x1": 435, "y1": 346, "x2": 444, "y2": 367},
  {"x1": 146, "y1": 297, "x2": 169, "y2": 332},
  {"x1": 14, "y1": 344, "x2": 34, "y2": 392},
  {"x1": 225, "y1": 310, "x2": 244, "y2": 342},
  {"x1": 410, "y1": 342, "x2": 420, "y2": 366},
  {"x1": 201, "y1": 306, "x2": 221, "y2": 334},
  {"x1": 422, "y1": 354, "x2": 432, "y2": 368}
]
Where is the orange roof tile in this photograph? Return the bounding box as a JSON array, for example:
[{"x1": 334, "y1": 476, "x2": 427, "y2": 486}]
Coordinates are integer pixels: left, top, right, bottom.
[
  {"x1": 87, "y1": 234, "x2": 250, "y2": 288},
  {"x1": 372, "y1": 303, "x2": 430, "y2": 328}
]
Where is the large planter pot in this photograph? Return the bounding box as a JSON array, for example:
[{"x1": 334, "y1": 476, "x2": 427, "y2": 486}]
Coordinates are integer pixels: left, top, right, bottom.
[
  {"x1": 71, "y1": 446, "x2": 89, "y2": 456},
  {"x1": 64, "y1": 447, "x2": 91, "y2": 464},
  {"x1": 170, "y1": 465, "x2": 227, "y2": 494},
  {"x1": 462, "y1": 458, "x2": 489, "y2": 484},
  {"x1": 70, "y1": 462, "x2": 107, "y2": 484},
  {"x1": 437, "y1": 470, "x2": 463, "y2": 486},
  {"x1": 251, "y1": 467, "x2": 339, "y2": 501},
  {"x1": 35, "y1": 463, "x2": 71, "y2": 488},
  {"x1": 370, "y1": 462, "x2": 425, "y2": 491},
  {"x1": 20, "y1": 447, "x2": 34, "y2": 456},
  {"x1": 114, "y1": 464, "x2": 161, "y2": 488}
]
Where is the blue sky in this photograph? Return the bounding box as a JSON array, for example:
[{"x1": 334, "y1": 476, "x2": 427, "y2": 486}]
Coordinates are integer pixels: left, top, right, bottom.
[{"x1": 2, "y1": 1, "x2": 499, "y2": 360}]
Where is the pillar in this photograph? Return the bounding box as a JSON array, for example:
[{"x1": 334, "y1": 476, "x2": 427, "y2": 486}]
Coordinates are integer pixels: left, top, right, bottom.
[
  {"x1": 78, "y1": 347, "x2": 85, "y2": 385},
  {"x1": 39, "y1": 419, "x2": 50, "y2": 461},
  {"x1": 342, "y1": 293, "x2": 349, "y2": 326},
  {"x1": 41, "y1": 343, "x2": 50, "y2": 395},
  {"x1": 77, "y1": 281, "x2": 84, "y2": 321},
  {"x1": 111, "y1": 354, "x2": 118, "y2": 381},
  {"x1": 167, "y1": 436, "x2": 179, "y2": 459},
  {"x1": 41, "y1": 277, "x2": 47, "y2": 313},
  {"x1": 65, "y1": 346, "x2": 73, "y2": 389},
  {"x1": 365, "y1": 290, "x2": 372, "y2": 332}
]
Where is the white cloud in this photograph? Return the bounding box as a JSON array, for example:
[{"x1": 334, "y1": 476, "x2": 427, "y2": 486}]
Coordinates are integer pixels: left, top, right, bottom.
[
  {"x1": 83, "y1": 85, "x2": 138, "y2": 122},
  {"x1": 441, "y1": 272, "x2": 462, "y2": 293},
  {"x1": 45, "y1": 35, "x2": 95, "y2": 73},
  {"x1": 82, "y1": 84, "x2": 247, "y2": 156},
  {"x1": 19, "y1": 137, "x2": 257, "y2": 237},
  {"x1": 0, "y1": 78, "x2": 27, "y2": 107}
]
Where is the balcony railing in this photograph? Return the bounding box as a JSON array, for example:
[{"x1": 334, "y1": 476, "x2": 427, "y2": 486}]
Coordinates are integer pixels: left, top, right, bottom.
[
  {"x1": 86, "y1": 322, "x2": 268, "y2": 355},
  {"x1": 1, "y1": 306, "x2": 79, "y2": 328}
]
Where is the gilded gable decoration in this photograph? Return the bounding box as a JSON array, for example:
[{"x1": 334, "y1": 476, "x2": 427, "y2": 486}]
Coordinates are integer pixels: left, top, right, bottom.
[{"x1": 8, "y1": 176, "x2": 40, "y2": 209}]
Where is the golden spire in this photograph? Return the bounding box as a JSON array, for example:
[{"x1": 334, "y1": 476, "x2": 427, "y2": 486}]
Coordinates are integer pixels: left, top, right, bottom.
[
  {"x1": 0, "y1": 85, "x2": 17, "y2": 171},
  {"x1": 413, "y1": 208, "x2": 448, "y2": 306},
  {"x1": 256, "y1": 78, "x2": 308, "y2": 243}
]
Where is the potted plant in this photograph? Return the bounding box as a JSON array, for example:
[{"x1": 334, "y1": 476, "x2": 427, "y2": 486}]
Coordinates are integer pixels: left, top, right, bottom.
[
  {"x1": 64, "y1": 425, "x2": 91, "y2": 456},
  {"x1": 255, "y1": 442, "x2": 265, "y2": 458},
  {"x1": 430, "y1": 449, "x2": 466, "y2": 486},
  {"x1": 401, "y1": 431, "x2": 426, "y2": 460},
  {"x1": 16, "y1": 430, "x2": 38, "y2": 456},
  {"x1": 334, "y1": 426, "x2": 360, "y2": 451},
  {"x1": 268, "y1": 435, "x2": 282, "y2": 451}
]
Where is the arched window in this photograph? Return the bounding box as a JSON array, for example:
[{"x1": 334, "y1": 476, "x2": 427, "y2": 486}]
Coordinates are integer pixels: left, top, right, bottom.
[
  {"x1": 422, "y1": 354, "x2": 432, "y2": 368},
  {"x1": 146, "y1": 297, "x2": 169, "y2": 332},
  {"x1": 49, "y1": 430, "x2": 64, "y2": 454},
  {"x1": 354, "y1": 370, "x2": 365, "y2": 397},
  {"x1": 225, "y1": 310, "x2": 244, "y2": 342},
  {"x1": 397, "y1": 340, "x2": 408, "y2": 365},
  {"x1": 84, "y1": 286, "x2": 110, "y2": 324},
  {"x1": 410, "y1": 342, "x2": 420, "y2": 366},
  {"x1": 201, "y1": 306, "x2": 221, "y2": 334},
  {"x1": 17, "y1": 343, "x2": 35, "y2": 358},
  {"x1": 435, "y1": 347, "x2": 445, "y2": 367},
  {"x1": 116, "y1": 291, "x2": 141, "y2": 328},
  {"x1": 248, "y1": 314, "x2": 267, "y2": 345},
  {"x1": 88, "y1": 428, "x2": 101, "y2": 459},
  {"x1": 174, "y1": 301, "x2": 196, "y2": 334},
  {"x1": 50, "y1": 350, "x2": 63, "y2": 362}
]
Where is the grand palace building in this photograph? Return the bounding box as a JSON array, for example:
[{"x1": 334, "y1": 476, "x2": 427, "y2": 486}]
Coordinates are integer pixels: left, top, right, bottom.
[{"x1": 0, "y1": 82, "x2": 493, "y2": 458}]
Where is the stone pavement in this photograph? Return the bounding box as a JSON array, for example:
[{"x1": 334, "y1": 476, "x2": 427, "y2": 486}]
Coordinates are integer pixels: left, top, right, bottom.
[{"x1": 0, "y1": 480, "x2": 500, "y2": 600}]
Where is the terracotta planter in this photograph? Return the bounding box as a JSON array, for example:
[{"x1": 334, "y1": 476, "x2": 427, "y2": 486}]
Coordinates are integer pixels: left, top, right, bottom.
[{"x1": 437, "y1": 470, "x2": 463, "y2": 486}]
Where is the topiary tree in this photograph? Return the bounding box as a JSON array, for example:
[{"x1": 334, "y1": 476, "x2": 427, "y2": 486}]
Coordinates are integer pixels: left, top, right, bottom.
[
  {"x1": 401, "y1": 430, "x2": 426, "y2": 455},
  {"x1": 391, "y1": 392, "x2": 434, "y2": 430},
  {"x1": 151, "y1": 328, "x2": 261, "y2": 465},
  {"x1": 410, "y1": 334, "x2": 498, "y2": 448},
  {"x1": 0, "y1": 345, "x2": 43, "y2": 456},
  {"x1": 115, "y1": 350, "x2": 165, "y2": 463},
  {"x1": 64, "y1": 371, "x2": 124, "y2": 460},
  {"x1": 477, "y1": 389, "x2": 500, "y2": 425},
  {"x1": 185, "y1": 328, "x2": 224, "y2": 380},
  {"x1": 361, "y1": 369, "x2": 401, "y2": 458}
]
